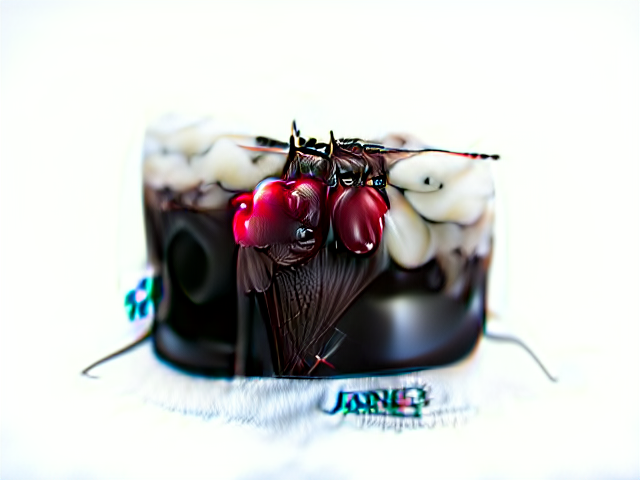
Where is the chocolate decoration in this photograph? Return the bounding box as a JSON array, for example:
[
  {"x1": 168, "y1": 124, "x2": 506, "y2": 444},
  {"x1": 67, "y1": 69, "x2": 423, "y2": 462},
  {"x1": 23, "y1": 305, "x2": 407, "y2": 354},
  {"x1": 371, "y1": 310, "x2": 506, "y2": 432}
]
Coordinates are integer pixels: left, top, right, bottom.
[{"x1": 144, "y1": 125, "x2": 497, "y2": 378}]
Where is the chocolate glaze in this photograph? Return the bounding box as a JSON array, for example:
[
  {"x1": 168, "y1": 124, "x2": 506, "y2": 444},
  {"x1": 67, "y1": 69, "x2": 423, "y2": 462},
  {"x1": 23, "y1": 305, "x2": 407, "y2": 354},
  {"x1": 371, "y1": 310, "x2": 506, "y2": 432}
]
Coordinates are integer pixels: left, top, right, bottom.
[
  {"x1": 152, "y1": 208, "x2": 238, "y2": 376},
  {"x1": 308, "y1": 259, "x2": 485, "y2": 376},
  {"x1": 149, "y1": 202, "x2": 487, "y2": 378}
]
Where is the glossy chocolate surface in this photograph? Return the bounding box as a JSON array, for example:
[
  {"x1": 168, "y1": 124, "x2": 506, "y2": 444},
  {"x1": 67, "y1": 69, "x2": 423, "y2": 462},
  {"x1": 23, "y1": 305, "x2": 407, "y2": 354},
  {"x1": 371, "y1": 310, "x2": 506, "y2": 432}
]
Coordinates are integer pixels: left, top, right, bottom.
[
  {"x1": 142, "y1": 126, "x2": 495, "y2": 378},
  {"x1": 148, "y1": 198, "x2": 487, "y2": 378}
]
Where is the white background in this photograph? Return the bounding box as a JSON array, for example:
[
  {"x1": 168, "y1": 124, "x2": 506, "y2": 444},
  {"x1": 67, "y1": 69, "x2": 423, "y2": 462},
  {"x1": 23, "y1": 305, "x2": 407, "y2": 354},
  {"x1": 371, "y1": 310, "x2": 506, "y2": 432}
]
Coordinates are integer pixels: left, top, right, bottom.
[{"x1": 1, "y1": 1, "x2": 639, "y2": 479}]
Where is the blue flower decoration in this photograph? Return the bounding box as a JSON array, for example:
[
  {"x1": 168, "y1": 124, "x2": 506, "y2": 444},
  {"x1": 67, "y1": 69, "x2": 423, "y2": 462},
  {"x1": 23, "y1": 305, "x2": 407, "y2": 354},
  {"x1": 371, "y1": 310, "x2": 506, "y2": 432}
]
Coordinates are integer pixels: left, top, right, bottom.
[{"x1": 124, "y1": 276, "x2": 162, "y2": 321}]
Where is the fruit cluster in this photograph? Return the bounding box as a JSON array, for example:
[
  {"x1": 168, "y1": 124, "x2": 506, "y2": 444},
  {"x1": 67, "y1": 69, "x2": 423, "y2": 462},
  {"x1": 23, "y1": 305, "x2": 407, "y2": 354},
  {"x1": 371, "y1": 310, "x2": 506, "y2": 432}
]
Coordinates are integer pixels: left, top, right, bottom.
[{"x1": 232, "y1": 128, "x2": 399, "y2": 267}]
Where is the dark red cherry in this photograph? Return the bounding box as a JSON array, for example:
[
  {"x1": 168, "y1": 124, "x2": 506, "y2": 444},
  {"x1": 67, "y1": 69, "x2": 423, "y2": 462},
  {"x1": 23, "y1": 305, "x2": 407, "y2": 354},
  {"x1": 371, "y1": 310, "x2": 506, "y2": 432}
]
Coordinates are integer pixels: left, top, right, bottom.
[
  {"x1": 330, "y1": 184, "x2": 388, "y2": 255},
  {"x1": 232, "y1": 178, "x2": 328, "y2": 263}
]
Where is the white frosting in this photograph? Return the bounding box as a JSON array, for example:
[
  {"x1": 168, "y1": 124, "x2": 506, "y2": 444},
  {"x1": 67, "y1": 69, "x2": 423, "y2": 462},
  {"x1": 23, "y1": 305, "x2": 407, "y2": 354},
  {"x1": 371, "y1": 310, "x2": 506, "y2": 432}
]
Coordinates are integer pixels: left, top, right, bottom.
[
  {"x1": 385, "y1": 186, "x2": 494, "y2": 269},
  {"x1": 190, "y1": 137, "x2": 285, "y2": 191},
  {"x1": 388, "y1": 151, "x2": 472, "y2": 192},
  {"x1": 143, "y1": 153, "x2": 200, "y2": 191},
  {"x1": 384, "y1": 186, "x2": 436, "y2": 269},
  {"x1": 142, "y1": 119, "x2": 494, "y2": 265},
  {"x1": 142, "y1": 117, "x2": 288, "y2": 196},
  {"x1": 402, "y1": 160, "x2": 494, "y2": 225},
  {"x1": 195, "y1": 183, "x2": 235, "y2": 209},
  {"x1": 146, "y1": 117, "x2": 226, "y2": 156}
]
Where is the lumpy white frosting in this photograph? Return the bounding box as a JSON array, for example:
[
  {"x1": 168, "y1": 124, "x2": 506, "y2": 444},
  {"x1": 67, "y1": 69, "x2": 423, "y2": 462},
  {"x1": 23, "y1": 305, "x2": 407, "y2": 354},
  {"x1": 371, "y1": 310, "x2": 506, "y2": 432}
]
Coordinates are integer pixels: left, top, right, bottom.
[
  {"x1": 190, "y1": 137, "x2": 285, "y2": 191},
  {"x1": 384, "y1": 149, "x2": 494, "y2": 269},
  {"x1": 384, "y1": 185, "x2": 494, "y2": 270},
  {"x1": 389, "y1": 152, "x2": 494, "y2": 225},
  {"x1": 142, "y1": 117, "x2": 288, "y2": 208},
  {"x1": 142, "y1": 117, "x2": 495, "y2": 266}
]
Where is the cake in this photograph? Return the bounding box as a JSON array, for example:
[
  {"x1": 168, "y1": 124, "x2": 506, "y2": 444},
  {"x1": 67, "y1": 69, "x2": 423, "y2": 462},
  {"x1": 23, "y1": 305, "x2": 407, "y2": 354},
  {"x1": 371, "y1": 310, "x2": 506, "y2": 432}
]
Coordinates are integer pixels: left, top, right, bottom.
[{"x1": 140, "y1": 118, "x2": 498, "y2": 378}]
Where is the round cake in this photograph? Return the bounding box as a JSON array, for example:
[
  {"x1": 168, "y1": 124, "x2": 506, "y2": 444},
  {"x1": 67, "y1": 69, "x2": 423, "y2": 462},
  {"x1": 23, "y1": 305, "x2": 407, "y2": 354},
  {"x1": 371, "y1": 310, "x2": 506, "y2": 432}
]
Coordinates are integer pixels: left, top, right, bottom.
[{"x1": 141, "y1": 118, "x2": 498, "y2": 378}]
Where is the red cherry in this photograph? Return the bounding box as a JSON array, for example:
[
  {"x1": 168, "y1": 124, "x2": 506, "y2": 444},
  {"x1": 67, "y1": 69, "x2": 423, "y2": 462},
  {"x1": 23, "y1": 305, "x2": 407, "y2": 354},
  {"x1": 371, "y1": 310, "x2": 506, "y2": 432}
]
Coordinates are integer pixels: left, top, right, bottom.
[
  {"x1": 232, "y1": 179, "x2": 329, "y2": 262},
  {"x1": 330, "y1": 184, "x2": 388, "y2": 254},
  {"x1": 233, "y1": 180, "x2": 289, "y2": 247}
]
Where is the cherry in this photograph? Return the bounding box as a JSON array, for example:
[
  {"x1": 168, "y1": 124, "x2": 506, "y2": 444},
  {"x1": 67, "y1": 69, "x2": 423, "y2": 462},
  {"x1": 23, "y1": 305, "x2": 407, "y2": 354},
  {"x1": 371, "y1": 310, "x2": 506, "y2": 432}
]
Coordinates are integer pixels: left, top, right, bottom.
[
  {"x1": 232, "y1": 178, "x2": 329, "y2": 263},
  {"x1": 330, "y1": 183, "x2": 389, "y2": 255}
]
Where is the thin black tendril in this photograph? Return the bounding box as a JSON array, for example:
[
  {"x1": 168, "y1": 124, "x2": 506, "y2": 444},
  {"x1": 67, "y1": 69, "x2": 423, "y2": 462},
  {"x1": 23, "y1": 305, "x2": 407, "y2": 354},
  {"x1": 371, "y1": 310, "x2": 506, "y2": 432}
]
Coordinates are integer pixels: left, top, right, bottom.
[
  {"x1": 81, "y1": 330, "x2": 152, "y2": 379},
  {"x1": 484, "y1": 332, "x2": 558, "y2": 382}
]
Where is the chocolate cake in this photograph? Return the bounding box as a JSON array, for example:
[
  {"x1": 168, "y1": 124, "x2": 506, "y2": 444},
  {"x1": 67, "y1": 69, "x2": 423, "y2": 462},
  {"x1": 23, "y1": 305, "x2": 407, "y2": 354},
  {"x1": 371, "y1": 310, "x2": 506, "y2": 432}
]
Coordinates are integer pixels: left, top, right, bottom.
[{"x1": 141, "y1": 119, "x2": 498, "y2": 378}]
